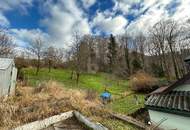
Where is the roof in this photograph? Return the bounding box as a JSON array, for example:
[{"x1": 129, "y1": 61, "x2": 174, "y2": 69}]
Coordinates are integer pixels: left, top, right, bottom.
[
  {"x1": 148, "y1": 86, "x2": 169, "y2": 95},
  {"x1": 184, "y1": 55, "x2": 190, "y2": 62},
  {"x1": 146, "y1": 72, "x2": 190, "y2": 116},
  {"x1": 0, "y1": 58, "x2": 14, "y2": 70},
  {"x1": 145, "y1": 91, "x2": 190, "y2": 117},
  {"x1": 151, "y1": 72, "x2": 190, "y2": 94}
]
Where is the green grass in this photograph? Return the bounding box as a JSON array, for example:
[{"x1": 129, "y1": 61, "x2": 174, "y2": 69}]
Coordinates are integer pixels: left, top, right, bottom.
[
  {"x1": 23, "y1": 68, "x2": 145, "y2": 130},
  {"x1": 24, "y1": 68, "x2": 130, "y2": 95},
  {"x1": 102, "y1": 119, "x2": 140, "y2": 130},
  {"x1": 107, "y1": 94, "x2": 145, "y2": 115}
]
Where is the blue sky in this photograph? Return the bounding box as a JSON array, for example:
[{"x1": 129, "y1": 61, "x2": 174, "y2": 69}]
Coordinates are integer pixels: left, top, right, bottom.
[{"x1": 0, "y1": 0, "x2": 189, "y2": 48}]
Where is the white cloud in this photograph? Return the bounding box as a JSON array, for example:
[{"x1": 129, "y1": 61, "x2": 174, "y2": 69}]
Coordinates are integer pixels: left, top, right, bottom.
[
  {"x1": 0, "y1": 13, "x2": 9, "y2": 27},
  {"x1": 172, "y1": 0, "x2": 190, "y2": 22},
  {"x1": 127, "y1": 5, "x2": 169, "y2": 35},
  {"x1": 113, "y1": 0, "x2": 142, "y2": 15},
  {"x1": 81, "y1": 0, "x2": 96, "y2": 9},
  {"x1": 10, "y1": 28, "x2": 49, "y2": 47},
  {"x1": 125, "y1": 0, "x2": 187, "y2": 35},
  {"x1": 0, "y1": 0, "x2": 34, "y2": 27},
  {"x1": 0, "y1": 0, "x2": 33, "y2": 11},
  {"x1": 41, "y1": 0, "x2": 91, "y2": 48},
  {"x1": 92, "y1": 12, "x2": 128, "y2": 35}
]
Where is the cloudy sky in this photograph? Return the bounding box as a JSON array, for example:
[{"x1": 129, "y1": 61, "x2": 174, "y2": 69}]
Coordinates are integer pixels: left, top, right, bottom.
[{"x1": 0, "y1": 0, "x2": 189, "y2": 48}]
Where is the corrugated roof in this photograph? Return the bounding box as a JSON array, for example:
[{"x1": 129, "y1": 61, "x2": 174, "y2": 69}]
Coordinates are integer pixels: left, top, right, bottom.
[
  {"x1": 145, "y1": 91, "x2": 190, "y2": 113},
  {"x1": 0, "y1": 58, "x2": 14, "y2": 70},
  {"x1": 184, "y1": 55, "x2": 190, "y2": 62}
]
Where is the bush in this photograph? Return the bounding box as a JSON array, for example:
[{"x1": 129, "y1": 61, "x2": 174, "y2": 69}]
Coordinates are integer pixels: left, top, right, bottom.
[{"x1": 129, "y1": 71, "x2": 158, "y2": 93}]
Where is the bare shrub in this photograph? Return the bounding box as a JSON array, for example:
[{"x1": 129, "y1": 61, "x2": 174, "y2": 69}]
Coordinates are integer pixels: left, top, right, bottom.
[
  {"x1": 129, "y1": 71, "x2": 158, "y2": 92},
  {"x1": 85, "y1": 89, "x2": 97, "y2": 101}
]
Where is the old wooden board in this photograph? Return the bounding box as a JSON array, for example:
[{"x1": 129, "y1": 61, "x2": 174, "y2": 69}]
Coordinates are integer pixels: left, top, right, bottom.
[
  {"x1": 13, "y1": 111, "x2": 108, "y2": 130},
  {"x1": 111, "y1": 113, "x2": 146, "y2": 129},
  {"x1": 43, "y1": 117, "x2": 89, "y2": 130}
]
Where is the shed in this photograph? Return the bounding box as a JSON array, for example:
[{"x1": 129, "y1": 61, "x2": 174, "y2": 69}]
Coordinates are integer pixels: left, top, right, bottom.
[
  {"x1": 0, "y1": 58, "x2": 17, "y2": 97},
  {"x1": 145, "y1": 72, "x2": 190, "y2": 130}
]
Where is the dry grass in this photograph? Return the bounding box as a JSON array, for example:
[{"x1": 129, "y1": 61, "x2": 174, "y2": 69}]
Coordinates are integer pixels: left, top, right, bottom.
[
  {"x1": 129, "y1": 71, "x2": 158, "y2": 92},
  {"x1": 0, "y1": 81, "x2": 106, "y2": 130}
]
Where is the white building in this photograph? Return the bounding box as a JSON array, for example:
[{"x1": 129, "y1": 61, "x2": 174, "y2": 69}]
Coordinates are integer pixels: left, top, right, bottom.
[
  {"x1": 146, "y1": 74, "x2": 190, "y2": 130},
  {"x1": 0, "y1": 58, "x2": 17, "y2": 97}
]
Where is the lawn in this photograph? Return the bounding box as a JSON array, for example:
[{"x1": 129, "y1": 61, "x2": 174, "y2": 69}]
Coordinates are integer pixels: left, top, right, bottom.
[
  {"x1": 23, "y1": 68, "x2": 145, "y2": 130},
  {"x1": 23, "y1": 68, "x2": 130, "y2": 95}
]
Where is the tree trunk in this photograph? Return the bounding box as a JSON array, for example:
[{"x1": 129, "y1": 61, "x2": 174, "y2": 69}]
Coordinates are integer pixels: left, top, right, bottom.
[
  {"x1": 125, "y1": 46, "x2": 131, "y2": 75},
  {"x1": 160, "y1": 47, "x2": 170, "y2": 80},
  {"x1": 48, "y1": 60, "x2": 51, "y2": 73},
  {"x1": 70, "y1": 70, "x2": 74, "y2": 80},
  {"x1": 169, "y1": 43, "x2": 179, "y2": 79},
  {"x1": 76, "y1": 72, "x2": 80, "y2": 85},
  {"x1": 36, "y1": 56, "x2": 40, "y2": 75}
]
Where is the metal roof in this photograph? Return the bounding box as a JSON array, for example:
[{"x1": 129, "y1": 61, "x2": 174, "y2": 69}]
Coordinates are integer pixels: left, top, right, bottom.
[
  {"x1": 0, "y1": 58, "x2": 14, "y2": 70},
  {"x1": 184, "y1": 55, "x2": 190, "y2": 62},
  {"x1": 145, "y1": 91, "x2": 190, "y2": 116}
]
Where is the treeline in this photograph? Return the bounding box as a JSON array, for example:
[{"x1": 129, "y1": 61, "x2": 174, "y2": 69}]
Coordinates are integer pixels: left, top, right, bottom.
[
  {"x1": 1, "y1": 18, "x2": 190, "y2": 82},
  {"x1": 67, "y1": 19, "x2": 190, "y2": 81}
]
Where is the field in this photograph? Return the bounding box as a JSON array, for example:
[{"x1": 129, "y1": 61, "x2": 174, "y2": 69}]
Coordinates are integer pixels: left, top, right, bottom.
[{"x1": 23, "y1": 68, "x2": 145, "y2": 129}]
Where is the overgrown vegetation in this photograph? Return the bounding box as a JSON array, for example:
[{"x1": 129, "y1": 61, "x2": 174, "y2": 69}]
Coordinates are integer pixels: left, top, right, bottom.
[
  {"x1": 129, "y1": 71, "x2": 158, "y2": 92},
  {"x1": 0, "y1": 80, "x2": 142, "y2": 130},
  {"x1": 21, "y1": 68, "x2": 145, "y2": 129}
]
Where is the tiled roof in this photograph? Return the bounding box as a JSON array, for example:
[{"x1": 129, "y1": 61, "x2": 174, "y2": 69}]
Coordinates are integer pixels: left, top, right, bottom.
[{"x1": 145, "y1": 91, "x2": 190, "y2": 113}]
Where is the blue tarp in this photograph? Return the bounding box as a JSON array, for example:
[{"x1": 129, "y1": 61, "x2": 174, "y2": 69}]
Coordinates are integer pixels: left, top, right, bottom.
[{"x1": 100, "y1": 92, "x2": 111, "y2": 100}]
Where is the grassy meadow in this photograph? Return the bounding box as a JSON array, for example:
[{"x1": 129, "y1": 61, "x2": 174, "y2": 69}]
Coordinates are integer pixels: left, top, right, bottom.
[{"x1": 23, "y1": 68, "x2": 145, "y2": 130}]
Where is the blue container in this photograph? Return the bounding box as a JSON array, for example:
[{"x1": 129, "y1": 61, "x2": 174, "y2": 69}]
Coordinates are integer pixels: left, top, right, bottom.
[{"x1": 100, "y1": 92, "x2": 111, "y2": 100}]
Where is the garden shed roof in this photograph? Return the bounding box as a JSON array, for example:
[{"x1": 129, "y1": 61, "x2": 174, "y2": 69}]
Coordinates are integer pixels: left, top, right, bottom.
[
  {"x1": 145, "y1": 91, "x2": 190, "y2": 116},
  {"x1": 184, "y1": 55, "x2": 190, "y2": 62},
  {"x1": 146, "y1": 71, "x2": 190, "y2": 116},
  {"x1": 0, "y1": 58, "x2": 14, "y2": 70}
]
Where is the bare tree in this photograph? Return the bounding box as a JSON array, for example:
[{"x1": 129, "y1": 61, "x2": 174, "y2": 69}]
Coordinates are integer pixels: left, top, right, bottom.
[
  {"x1": 0, "y1": 30, "x2": 14, "y2": 57},
  {"x1": 96, "y1": 37, "x2": 108, "y2": 72},
  {"x1": 27, "y1": 38, "x2": 44, "y2": 75},
  {"x1": 69, "y1": 31, "x2": 84, "y2": 84},
  {"x1": 119, "y1": 34, "x2": 131, "y2": 76},
  {"x1": 44, "y1": 46, "x2": 56, "y2": 72},
  {"x1": 165, "y1": 20, "x2": 180, "y2": 79},
  {"x1": 149, "y1": 20, "x2": 171, "y2": 79},
  {"x1": 135, "y1": 33, "x2": 146, "y2": 70}
]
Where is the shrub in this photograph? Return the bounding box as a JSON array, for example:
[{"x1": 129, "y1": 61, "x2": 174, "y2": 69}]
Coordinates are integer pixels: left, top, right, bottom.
[{"x1": 129, "y1": 71, "x2": 158, "y2": 93}]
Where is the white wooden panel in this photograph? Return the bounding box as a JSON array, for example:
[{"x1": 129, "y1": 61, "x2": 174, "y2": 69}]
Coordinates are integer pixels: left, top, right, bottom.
[
  {"x1": 10, "y1": 67, "x2": 18, "y2": 95},
  {"x1": 13, "y1": 111, "x2": 74, "y2": 130},
  {"x1": 149, "y1": 110, "x2": 190, "y2": 130}
]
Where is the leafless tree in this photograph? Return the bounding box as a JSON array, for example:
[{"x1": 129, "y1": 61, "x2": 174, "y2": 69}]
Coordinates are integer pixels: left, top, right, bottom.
[
  {"x1": 27, "y1": 37, "x2": 45, "y2": 75},
  {"x1": 149, "y1": 20, "x2": 171, "y2": 79},
  {"x1": 119, "y1": 34, "x2": 131, "y2": 76},
  {"x1": 135, "y1": 33, "x2": 146, "y2": 70},
  {"x1": 165, "y1": 20, "x2": 180, "y2": 79},
  {"x1": 0, "y1": 30, "x2": 14, "y2": 57},
  {"x1": 44, "y1": 46, "x2": 56, "y2": 72},
  {"x1": 69, "y1": 31, "x2": 84, "y2": 84}
]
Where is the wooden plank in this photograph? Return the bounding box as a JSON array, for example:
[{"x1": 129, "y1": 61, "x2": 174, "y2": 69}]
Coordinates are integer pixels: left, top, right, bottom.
[
  {"x1": 13, "y1": 111, "x2": 74, "y2": 130},
  {"x1": 110, "y1": 113, "x2": 146, "y2": 129},
  {"x1": 74, "y1": 111, "x2": 108, "y2": 130}
]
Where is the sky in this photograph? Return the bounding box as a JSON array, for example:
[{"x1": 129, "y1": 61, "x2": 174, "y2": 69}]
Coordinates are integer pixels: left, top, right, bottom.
[{"x1": 0, "y1": 0, "x2": 190, "y2": 48}]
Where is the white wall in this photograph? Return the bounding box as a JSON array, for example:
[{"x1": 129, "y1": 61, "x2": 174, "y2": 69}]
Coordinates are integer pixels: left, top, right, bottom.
[
  {"x1": 0, "y1": 65, "x2": 12, "y2": 96},
  {"x1": 149, "y1": 110, "x2": 190, "y2": 130}
]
